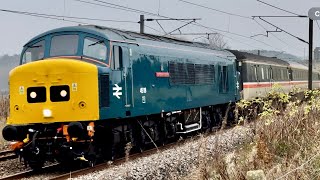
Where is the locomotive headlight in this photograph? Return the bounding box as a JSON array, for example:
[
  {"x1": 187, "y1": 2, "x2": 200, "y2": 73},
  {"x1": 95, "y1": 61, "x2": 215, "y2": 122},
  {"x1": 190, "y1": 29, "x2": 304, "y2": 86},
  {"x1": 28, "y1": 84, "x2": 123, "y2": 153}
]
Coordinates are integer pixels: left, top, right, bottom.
[
  {"x1": 60, "y1": 90, "x2": 67, "y2": 97},
  {"x1": 30, "y1": 92, "x2": 37, "y2": 99},
  {"x1": 43, "y1": 109, "x2": 52, "y2": 118}
]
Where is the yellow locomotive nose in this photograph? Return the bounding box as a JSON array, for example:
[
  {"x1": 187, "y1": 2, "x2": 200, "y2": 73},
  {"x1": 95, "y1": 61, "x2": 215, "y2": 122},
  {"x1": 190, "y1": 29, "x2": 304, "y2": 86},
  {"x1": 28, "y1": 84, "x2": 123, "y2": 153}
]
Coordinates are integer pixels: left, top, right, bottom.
[{"x1": 7, "y1": 58, "x2": 99, "y2": 125}]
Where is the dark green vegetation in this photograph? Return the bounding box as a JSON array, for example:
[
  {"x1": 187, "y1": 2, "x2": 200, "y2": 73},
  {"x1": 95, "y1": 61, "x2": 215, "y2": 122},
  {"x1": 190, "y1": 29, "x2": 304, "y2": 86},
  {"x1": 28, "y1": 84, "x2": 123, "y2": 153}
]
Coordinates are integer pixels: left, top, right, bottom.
[{"x1": 187, "y1": 89, "x2": 320, "y2": 179}]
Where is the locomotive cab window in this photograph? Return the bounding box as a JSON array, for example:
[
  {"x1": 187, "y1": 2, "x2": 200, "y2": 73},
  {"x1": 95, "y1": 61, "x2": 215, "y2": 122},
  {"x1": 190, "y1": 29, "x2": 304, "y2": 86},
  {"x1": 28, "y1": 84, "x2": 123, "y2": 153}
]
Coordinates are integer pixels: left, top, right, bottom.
[
  {"x1": 112, "y1": 46, "x2": 123, "y2": 70},
  {"x1": 22, "y1": 40, "x2": 45, "y2": 64},
  {"x1": 50, "y1": 35, "x2": 79, "y2": 56},
  {"x1": 83, "y1": 37, "x2": 107, "y2": 61}
]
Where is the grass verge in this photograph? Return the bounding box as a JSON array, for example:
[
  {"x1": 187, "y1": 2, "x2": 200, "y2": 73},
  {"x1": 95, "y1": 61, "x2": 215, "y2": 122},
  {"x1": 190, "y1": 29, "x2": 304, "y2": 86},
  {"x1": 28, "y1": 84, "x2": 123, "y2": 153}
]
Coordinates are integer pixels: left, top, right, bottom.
[{"x1": 183, "y1": 89, "x2": 320, "y2": 180}]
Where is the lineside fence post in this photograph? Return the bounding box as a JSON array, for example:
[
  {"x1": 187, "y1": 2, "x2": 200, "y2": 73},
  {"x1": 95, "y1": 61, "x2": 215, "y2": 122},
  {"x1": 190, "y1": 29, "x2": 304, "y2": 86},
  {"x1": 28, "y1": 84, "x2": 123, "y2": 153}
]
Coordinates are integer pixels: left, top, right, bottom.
[{"x1": 308, "y1": 18, "x2": 313, "y2": 90}]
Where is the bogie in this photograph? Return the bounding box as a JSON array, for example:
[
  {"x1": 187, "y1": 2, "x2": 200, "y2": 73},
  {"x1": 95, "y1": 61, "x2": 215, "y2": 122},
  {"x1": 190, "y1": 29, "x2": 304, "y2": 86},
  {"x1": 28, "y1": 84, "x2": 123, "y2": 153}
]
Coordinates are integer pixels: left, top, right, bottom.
[{"x1": 7, "y1": 104, "x2": 232, "y2": 169}]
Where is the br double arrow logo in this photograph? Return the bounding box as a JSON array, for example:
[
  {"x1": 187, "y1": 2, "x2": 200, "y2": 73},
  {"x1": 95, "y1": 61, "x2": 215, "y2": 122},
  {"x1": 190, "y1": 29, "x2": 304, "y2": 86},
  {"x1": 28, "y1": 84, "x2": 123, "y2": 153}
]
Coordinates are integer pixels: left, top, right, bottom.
[{"x1": 113, "y1": 84, "x2": 122, "y2": 99}]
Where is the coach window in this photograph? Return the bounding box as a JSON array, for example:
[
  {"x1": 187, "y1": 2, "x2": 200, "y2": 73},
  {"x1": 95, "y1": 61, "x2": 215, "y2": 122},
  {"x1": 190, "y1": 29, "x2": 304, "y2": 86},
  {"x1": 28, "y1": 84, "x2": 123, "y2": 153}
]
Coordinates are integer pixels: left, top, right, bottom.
[
  {"x1": 250, "y1": 66, "x2": 254, "y2": 81},
  {"x1": 261, "y1": 67, "x2": 265, "y2": 80},
  {"x1": 254, "y1": 66, "x2": 258, "y2": 81},
  {"x1": 269, "y1": 68, "x2": 273, "y2": 80},
  {"x1": 22, "y1": 40, "x2": 45, "y2": 64},
  {"x1": 112, "y1": 46, "x2": 123, "y2": 70},
  {"x1": 83, "y1": 37, "x2": 107, "y2": 61},
  {"x1": 50, "y1": 35, "x2": 78, "y2": 56},
  {"x1": 276, "y1": 69, "x2": 280, "y2": 80},
  {"x1": 292, "y1": 72, "x2": 295, "y2": 79},
  {"x1": 299, "y1": 71, "x2": 301, "y2": 79}
]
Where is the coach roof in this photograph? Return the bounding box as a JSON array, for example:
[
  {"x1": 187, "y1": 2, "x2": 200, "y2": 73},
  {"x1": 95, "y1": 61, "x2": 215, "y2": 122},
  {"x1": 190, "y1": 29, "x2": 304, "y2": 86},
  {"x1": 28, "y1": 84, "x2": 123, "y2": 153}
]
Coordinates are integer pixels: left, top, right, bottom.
[{"x1": 229, "y1": 50, "x2": 290, "y2": 66}]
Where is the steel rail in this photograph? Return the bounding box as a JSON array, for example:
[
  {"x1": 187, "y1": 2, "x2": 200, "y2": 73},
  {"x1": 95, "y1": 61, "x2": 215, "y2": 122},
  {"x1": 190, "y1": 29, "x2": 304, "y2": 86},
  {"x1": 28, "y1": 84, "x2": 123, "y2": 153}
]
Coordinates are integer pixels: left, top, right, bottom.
[
  {"x1": 50, "y1": 127, "x2": 230, "y2": 180},
  {"x1": 0, "y1": 163, "x2": 60, "y2": 180},
  {"x1": 0, "y1": 150, "x2": 17, "y2": 161}
]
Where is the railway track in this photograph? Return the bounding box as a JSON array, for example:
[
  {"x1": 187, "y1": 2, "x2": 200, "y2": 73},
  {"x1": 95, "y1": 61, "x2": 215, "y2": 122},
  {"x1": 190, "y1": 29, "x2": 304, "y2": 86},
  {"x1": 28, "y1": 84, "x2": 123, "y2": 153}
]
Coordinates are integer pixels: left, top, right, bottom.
[
  {"x1": 51, "y1": 142, "x2": 184, "y2": 180},
  {"x1": 51, "y1": 128, "x2": 227, "y2": 180},
  {"x1": 0, "y1": 150, "x2": 17, "y2": 161},
  {"x1": 0, "y1": 127, "x2": 231, "y2": 180},
  {"x1": 0, "y1": 163, "x2": 60, "y2": 180},
  {"x1": 0, "y1": 142, "x2": 182, "y2": 180}
]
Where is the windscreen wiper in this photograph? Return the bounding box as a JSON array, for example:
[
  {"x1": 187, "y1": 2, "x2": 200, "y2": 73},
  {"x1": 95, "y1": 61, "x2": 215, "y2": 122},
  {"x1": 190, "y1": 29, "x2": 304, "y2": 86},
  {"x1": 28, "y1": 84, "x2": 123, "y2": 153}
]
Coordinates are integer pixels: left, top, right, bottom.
[
  {"x1": 27, "y1": 45, "x2": 42, "y2": 48},
  {"x1": 88, "y1": 40, "x2": 104, "y2": 46}
]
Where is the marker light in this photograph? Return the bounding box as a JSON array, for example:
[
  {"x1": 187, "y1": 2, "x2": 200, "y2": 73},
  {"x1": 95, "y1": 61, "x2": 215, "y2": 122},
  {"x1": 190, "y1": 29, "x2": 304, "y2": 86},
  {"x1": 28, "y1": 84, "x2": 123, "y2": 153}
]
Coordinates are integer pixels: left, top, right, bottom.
[
  {"x1": 60, "y1": 90, "x2": 67, "y2": 97},
  {"x1": 28, "y1": 128, "x2": 36, "y2": 133},
  {"x1": 30, "y1": 92, "x2": 37, "y2": 99},
  {"x1": 43, "y1": 109, "x2": 52, "y2": 118}
]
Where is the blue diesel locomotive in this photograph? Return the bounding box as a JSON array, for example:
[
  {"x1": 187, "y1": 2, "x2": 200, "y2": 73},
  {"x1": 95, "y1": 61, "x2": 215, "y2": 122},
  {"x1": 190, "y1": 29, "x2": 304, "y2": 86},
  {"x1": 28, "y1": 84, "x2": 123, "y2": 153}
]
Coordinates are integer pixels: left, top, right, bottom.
[{"x1": 2, "y1": 25, "x2": 240, "y2": 168}]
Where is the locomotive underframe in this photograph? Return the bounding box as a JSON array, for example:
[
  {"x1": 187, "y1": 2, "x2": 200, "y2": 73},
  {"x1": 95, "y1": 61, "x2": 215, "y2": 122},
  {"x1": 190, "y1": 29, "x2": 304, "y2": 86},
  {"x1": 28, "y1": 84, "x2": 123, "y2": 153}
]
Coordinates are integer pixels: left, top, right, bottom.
[{"x1": 6, "y1": 104, "x2": 233, "y2": 169}]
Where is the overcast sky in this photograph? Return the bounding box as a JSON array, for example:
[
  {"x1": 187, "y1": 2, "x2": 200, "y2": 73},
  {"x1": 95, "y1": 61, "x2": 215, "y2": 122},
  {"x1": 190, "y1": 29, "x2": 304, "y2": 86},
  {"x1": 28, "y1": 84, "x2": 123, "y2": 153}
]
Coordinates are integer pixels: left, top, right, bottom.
[{"x1": 0, "y1": 0, "x2": 319, "y2": 58}]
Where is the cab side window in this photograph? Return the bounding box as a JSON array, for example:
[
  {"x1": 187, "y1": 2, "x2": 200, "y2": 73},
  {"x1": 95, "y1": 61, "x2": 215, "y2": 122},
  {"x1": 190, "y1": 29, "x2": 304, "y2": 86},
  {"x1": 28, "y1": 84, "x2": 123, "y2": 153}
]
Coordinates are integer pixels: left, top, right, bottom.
[
  {"x1": 112, "y1": 46, "x2": 123, "y2": 70},
  {"x1": 83, "y1": 37, "x2": 107, "y2": 61}
]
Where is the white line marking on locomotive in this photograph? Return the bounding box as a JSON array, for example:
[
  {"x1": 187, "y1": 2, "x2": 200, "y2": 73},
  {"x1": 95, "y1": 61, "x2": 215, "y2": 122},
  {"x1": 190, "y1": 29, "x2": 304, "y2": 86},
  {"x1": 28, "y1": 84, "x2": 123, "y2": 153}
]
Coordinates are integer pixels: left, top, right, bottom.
[
  {"x1": 113, "y1": 84, "x2": 123, "y2": 99},
  {"x1": 140, "y1": 87, "x2": 147, "y2": 94},
  {"x1": 19, "y1": 86, "x2": 24, "y2": 95},
  {"x1": 142, "y1": 96, "x2": 146, "y2": 103},
  {"x1": 72, "y1": 83, "x2": 78, "y2": 91}
]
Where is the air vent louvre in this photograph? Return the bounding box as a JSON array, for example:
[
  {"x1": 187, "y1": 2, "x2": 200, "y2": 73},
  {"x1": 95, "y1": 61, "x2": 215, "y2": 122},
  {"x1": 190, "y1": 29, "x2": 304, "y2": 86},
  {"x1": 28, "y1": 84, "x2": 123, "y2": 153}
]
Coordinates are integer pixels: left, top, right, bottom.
[
  {"x1": 99, "y1": 74, "x2": 110, "y2": 107},
  {"x1": 169, "y1": 62, "x2": 215, "y2": 85}
]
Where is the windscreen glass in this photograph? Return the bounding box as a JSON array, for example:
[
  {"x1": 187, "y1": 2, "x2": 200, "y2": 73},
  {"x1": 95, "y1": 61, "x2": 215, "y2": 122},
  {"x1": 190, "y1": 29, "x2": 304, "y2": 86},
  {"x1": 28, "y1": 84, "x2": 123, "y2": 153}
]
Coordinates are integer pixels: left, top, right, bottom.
[
  {"x1": 50, "y1": 35, "x2": 79, "y2": 56},
  {"x1": 83, "y1": 37, "x2": 107, "y2": 61},
  {"x1": 22, "y1": 40, "x2": 45, "y2": 64}
]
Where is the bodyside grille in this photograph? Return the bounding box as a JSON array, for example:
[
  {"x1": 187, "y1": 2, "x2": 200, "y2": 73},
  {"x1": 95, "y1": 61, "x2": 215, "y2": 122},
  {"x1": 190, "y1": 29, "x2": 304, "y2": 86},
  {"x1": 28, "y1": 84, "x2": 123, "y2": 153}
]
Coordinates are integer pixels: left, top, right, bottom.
[
  {"x1": 99, "y1": 74, "x2": 110, "y2": 107},
  {"x1": 169, "y1": 62, "x2": 215, "y2": 85}
]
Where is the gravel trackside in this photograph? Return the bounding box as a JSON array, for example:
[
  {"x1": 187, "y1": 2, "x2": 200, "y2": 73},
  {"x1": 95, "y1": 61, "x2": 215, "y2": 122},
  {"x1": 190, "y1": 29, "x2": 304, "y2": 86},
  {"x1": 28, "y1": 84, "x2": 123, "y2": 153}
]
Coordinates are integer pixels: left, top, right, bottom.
[
  {"x1": 0, "y1": 158, "x2": 31, "y2": 178},
  {"x1": 73, "y1": 125, "x2": 255, "y2": 180}
]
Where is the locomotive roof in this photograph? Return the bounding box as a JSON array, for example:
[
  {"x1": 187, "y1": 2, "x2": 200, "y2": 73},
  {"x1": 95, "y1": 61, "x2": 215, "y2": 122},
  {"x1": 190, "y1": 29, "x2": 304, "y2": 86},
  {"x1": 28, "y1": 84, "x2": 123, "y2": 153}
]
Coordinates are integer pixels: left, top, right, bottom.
[
  {"x1": 229, "y1": 50, "x2": 290, "y2": 66},
  {"x1": 25, "y1": 25, "x2": 235, "y2": 61}
]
